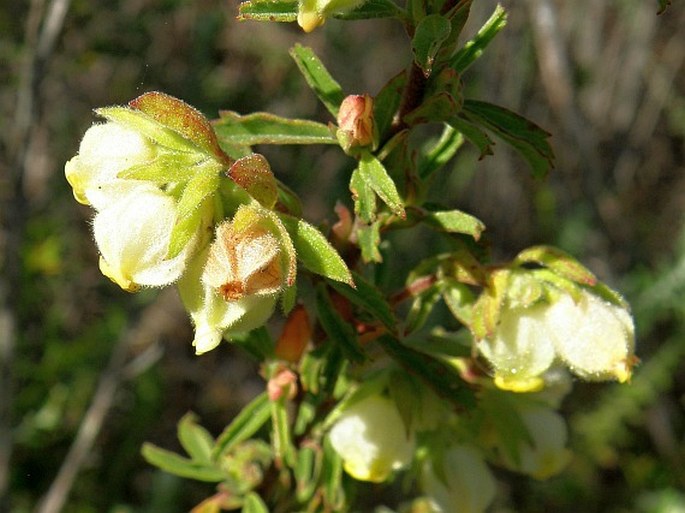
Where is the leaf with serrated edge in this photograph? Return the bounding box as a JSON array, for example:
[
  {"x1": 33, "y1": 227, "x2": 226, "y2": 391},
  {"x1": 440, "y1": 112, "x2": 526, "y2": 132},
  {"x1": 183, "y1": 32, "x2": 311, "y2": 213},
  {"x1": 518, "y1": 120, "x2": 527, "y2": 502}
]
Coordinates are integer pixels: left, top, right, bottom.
[
  {"x1": 214, "y1": 111, "x2": 336, "y2": 145},
  {"x1": 290, "y1": 44, "x2": 344, "y2": 117}
]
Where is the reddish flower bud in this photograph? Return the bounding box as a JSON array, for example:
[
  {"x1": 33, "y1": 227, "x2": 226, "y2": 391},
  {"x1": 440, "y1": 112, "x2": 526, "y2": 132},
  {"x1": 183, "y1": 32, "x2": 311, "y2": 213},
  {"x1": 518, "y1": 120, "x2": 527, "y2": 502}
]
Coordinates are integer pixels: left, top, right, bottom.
[{"x1": 337, "y1": 94, "x2": 375, "y2": 151}]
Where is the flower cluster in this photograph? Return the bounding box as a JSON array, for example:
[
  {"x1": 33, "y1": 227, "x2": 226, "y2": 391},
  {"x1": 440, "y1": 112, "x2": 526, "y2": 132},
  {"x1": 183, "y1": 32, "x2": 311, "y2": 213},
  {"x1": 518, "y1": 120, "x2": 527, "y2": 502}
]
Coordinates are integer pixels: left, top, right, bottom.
[{"x1": 65, "y1": 92, "x2": 292, "y2": 353}]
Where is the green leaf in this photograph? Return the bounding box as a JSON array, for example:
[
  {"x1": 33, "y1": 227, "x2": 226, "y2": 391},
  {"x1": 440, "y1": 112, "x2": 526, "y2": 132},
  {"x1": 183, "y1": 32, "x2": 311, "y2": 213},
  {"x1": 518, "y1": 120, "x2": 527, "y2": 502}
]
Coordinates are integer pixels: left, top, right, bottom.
[
  {"x1": 442, "y1": 280, "x2": 476, "y2": 326},
  {"x1": 447, "y1": 115, "x2": 494, "y2": 159},
  {"x1": 378, "y1": 334, "x2": 476, "y2": 409},
  {"x1": 96, "y1": 106, "x2": 201, "y2": 154},
  {"x1": 419, "y1": 124, "x2": 464, "y2": 179},
  {"x1": 349, "y1": 167, "x2": 377, "y2": 223},
  {"x1": 450, "y1": 4, "x2": 507, "y2": 73},
  {"x1": 374, "y1": 71, "x2": 406, "y2": 140},
  {"x1": 358, "y1": 153, "x2": 405, "y2": 218},
  {"x1": 334, "y1": 0, "x2": 407, "y2": 20},
  {"x1": 462, "y1": 99, "x2": 554, "y2": 178},
  {"x1": 316, "y1": 284, "x2": 366, "y2": 363},
  {"x1": 357, "y1": 221, "x2": 382, "y2": 263},
  {"x1": 514, "y1": 245, "x2": 597, "y2": 286},
  {"x1": 243, "y1": 492, "x2": 270, "y2": 513},
  {"x1": 404, "y1": 91, "x2": 462, "y2": 126},
  {"x1": 405, "y1": 280, "x2": 443, "y2": 335},
  {"x1": 214, "y1": 111, "x2": 337, "y2": 146},
  {"x1": 322, "y1": 438, "x2": 345, "y2": 510},
  {"x1": 290, "y1": 44, "x2": 345, "y2": 117},
  {"x1": 424, "y1": 208, "x2": 485, "y2": 240},
  {"x1": 212, "y1": 392, "x2": 272, "y2": 459},
  {"x1": 271, "y1": 398, "x2": 296, "y2": 468},
  {"x1": 412, "y1": 14, "x2": 451, "y2": 77},
  {"x1": 328, "y1": 271, "x2": 396, "y2": 329},
  {"x1": 178, "y1": 413, "x2": 215, "y2": 464},
  {"x1": 238, "y1": 0, "x2": 298, "y2": 21},
  {"x1": 141, "y1": 443, "x2": 226, "y2": 482},
  {"x1": 279, "y1": 214, "x2": 354, "y2": 286},
  {"x1": 295, "y1": 445, "x2": 320, "y2": 503}
]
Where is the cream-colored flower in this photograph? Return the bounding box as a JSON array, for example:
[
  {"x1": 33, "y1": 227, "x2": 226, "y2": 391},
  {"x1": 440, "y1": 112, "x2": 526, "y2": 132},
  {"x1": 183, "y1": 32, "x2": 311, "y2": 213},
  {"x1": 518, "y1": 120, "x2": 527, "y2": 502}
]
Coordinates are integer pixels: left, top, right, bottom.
[
  {"x1": 328, "y1": 395, "x2": 414, "y2": 483},
  {"x1": 422, "y1": 445, "x2": 496, "y2": 513},
  {"x1": 93, "y1": 185, "x2": 194, "y2": 291},
  {"x1": 65, "y1": 122, "x2": 157, "y2": 209},
  {"x1": 478, "y1": 302, "x2": 557, "y2": 392},
  {"x1": 548, "y1": 290, "x2": 635, "y2": 382}
]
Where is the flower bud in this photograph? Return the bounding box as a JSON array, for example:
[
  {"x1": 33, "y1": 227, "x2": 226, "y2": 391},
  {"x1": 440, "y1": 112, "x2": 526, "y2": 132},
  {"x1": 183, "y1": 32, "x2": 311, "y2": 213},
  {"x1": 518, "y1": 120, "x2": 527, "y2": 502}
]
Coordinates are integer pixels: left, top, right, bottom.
[
  {"x1": 328, "y1": 395, "x2": 415, "y2": 482},
  {"x1": 337, "y1": 94, "x2": 375, "y2": 151},
  {"x1": 92, "y1": 185, "x2": 196, "y2": 291},
  {"x1": 297, "y1": 0, "x2": 367, "y2": 32},
  {"x1": 65, "y1": 122, "x2": 157, "y2": 209},
  {"x1": 547, "y1": 289, "x2": 635, "y2": 382},
  {"x1": 422, "y1": 445, "x2": 496, "y2": 513},
  {"x1": 478, "y1": 302, "x2": 556, "y2": 393},
  {"x1": 501, "y1": 405, "x2": 571, "y2": 479}
]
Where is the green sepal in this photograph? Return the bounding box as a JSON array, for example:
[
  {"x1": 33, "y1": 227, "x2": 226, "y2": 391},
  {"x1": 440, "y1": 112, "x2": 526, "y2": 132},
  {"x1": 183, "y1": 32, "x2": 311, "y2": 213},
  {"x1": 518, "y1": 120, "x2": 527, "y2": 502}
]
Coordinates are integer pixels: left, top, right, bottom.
[
  {"x1": 118, "y1": 152, "x2": 208, "y2": 183},
  {"x1": 290, "y1": 44, "x2": 345, "y2": 118},
  {"x1": 350, "y1": 167, "x2": 377, "y2": 223},
  {"x1": 418, "y1": 124, "x2": 465, "y2": 179},
  {"x1": 424, "y1": 208, "x2": 485, "y2": 240},
  {"x1": 243, "y1": 492, "x2": 270, "y2": 513},
  {"x1": 447, "y1": 115, "x2": 494, "y2": 159},
  {"x1": 280, "y1": 283, "x2": 297, "y2": 315},
  {"x1": 357, "y1": 221, "x2": 382, "y2": 263},
  {"x1": 129, "y1": 91, "x2": 230, "y2": 165},
  {"x1": 328, "y1": 271, "x2": 396, "y2": 330},
  {"x1": 141, "y1": 443, "x2": 226, "y2": 482},
  {"x1": 358, "y1": 152, "x2": 405, "y2": 218},
  {"x1": 278, "y1": 214, "x2": 354, "y2": 286},
  {"x1": 378, "y1": 334, "x2": 476, "y2": 410},
  {"x1": 238, "y1": 0, "x2": 298, "y2": 21},
  {"x1": 514, "y1": 245, "x2": 597, "y2": 286},
  {"x1": 316, "y1": 284, "x2": 366, "y2": 363},
  {"x1": 412, "y1": 14, "x2": 452, "y2": 77},
  {"x1": 471, "y1": 269, "x2": 509, "y2": 340},
  {"x1": 374, "y1": 71, "x2": 406, "y2": 140},
  {"x1": 212, "y1": 392, "x2": 272, "y2": 459},
  {"x1": 462, "y1": 99, "x2": 555, "y2": 178},
  {"x1": 450, "y1": 3, "x2": 507, "y2": 73},
  {"x1": 178, "y1": 413, "x2": 215, "y2": 464},
  {"x1": 228, "y1": 154, "x2": 278, "y2": 209},
  {"x1": 333, "y1": 0, "x2": 407, "y2": 20},
  {"x1": 214, "y1": 111, "x2": 337, "y2": 146},
  {"x1": 442, "y1": 279, "x2": 476, "y2": 327},
  {"x1": 505, "y1": 269, "x2": 545, "y2": 309},
  {"x1": 96, "y1": 106, "x2": 201, "y2": 154}
]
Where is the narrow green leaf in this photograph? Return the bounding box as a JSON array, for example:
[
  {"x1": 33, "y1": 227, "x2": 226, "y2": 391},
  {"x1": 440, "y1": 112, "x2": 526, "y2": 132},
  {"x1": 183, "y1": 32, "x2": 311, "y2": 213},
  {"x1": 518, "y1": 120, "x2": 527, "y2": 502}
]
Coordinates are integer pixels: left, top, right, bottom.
[
  {"x1": 243, "y1": 492, "x2": 270, "y2": 513},
  {"x1": 412, "y1": 14, "x2": 451, "y2": 76},
  {"x1": 462, "y1": 99, "x2": 554, "y2": 178},
  {"x1": 212, "y1": 392, "x2": 271, "y2": 459},
  {"x1": 214, "y1": 111, "x2": 337, "y2": 146},
  {"x1": 328, "y1": 271, "x2": 396, "y2": 329},
  {"x1": 141, "y1": 443, "x2": 226, "y2": 482},
  {"x1": 96, "y1": 107, "x2": 200, "y2": 154},
  {"x1": 334, "y1": 0, "x2": 407, "y2": 20},
  {"x1": 450, "y1": 4, "x2": 507, "y2": 73},
  {"x1": 378, "y1": 334, "x2": 476, "y2": 409},
  {"x1": 178, "y1": 413, "x2": 215, "y2": 464},
  {"x1": 322, "y1": 438, "x2": 345, "y2": 510},
  {"x1": 238, "y1": 0, "x2": 298, "y2": 21},
  {"x1": 295, "y1": 445, "x2": 319, "y2": 503},
  {"x1": 514, "y1": 245, "x2": 597, "y2": 286},
  {"x1": 418, "y1": 124, "x2": 464, "y2": 179},
  {"x1": 279, "y1": 214, "x2": 354, "y2": 286},
  {"x1": 290, "y1": 44, "x2": 345, "y2": 117},
  {"x1": 374, "y1": 71, "x2": 406, "y2": 139},
  {"x1": 447, "y1": 115, "x2": 494, "y2": 159},
  {"x1": 424, "y1": 209, "x2": 485, "y2": 240},
  {"x1": 350, "y1": 167, "x2": 377, "y2": 223},
  {"x1": 358, "y1": 152, "x2": 405, "y2": 218},
  {"x1": 316, "y1": 284, "x2": 366, "y2": 362},
  {"x1": 271, "y1": 399, "x2": 297, "y2": 468},
  {"x1": 357, "y1": 221, "x2": 382, "y2": 263}
]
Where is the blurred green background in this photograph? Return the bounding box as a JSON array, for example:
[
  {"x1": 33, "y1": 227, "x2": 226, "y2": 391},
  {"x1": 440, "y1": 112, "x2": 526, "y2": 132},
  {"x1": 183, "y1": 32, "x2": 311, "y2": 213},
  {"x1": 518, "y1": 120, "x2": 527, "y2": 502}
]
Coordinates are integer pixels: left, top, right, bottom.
[{"x1": 1, "y1": 0, "x2": 684, "y2": 511}]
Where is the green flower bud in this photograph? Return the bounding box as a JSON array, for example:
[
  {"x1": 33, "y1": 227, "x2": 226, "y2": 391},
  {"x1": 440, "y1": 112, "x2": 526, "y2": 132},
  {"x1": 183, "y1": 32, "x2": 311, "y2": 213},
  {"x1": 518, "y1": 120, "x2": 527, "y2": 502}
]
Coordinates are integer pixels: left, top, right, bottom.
[
  {"x1": 547, "y1": 289, "x2": 635, "y2": 383},
  {"x1": 297, "y1": 0, "x2": 367, "y2": 32},
  {"x1": 65, "y1": 122, "x2": 157, "y2": 209},
  {"x1": 328, "y1": 395, "x2": 415, "y2": 482},
  {"x1": 501, "y1": 405, "x2": 571, "y2": 480},
  {"x1": 93, "y1": 185, "x2": 197, "y2": 292},
  {"x1": 422, "y1": 445, "x2": 496, "y2": 513}
]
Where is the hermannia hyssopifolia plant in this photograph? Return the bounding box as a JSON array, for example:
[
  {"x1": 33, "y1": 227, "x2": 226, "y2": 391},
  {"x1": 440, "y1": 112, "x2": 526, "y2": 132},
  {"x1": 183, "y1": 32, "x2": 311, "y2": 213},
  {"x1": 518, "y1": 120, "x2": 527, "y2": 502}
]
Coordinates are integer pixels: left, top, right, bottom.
[{"x1": 65, "y1": 1, "x2": 638, "y2": 511}]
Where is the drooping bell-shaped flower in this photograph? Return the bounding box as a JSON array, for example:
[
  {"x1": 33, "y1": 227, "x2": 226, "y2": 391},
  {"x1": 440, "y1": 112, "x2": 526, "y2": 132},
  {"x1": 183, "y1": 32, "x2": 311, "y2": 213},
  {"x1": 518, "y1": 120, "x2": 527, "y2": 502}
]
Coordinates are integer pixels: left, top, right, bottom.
[
  {"x1": 93, "y1": 185, "x2": 198, "y2": 292},
  {"x1": 422, "y1": 445, "x2": 496, "y2": 513},
  {"x1": 328, "y1": 395, "x2": 415, "y2": 483}
]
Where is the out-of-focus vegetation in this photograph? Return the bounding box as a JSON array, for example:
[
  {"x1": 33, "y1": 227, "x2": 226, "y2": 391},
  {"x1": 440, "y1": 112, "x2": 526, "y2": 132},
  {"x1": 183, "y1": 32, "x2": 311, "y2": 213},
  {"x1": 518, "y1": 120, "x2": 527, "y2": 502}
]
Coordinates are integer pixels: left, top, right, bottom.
[{"x1": 1, "y1": 0, "x2": 684, "y2": 511}]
